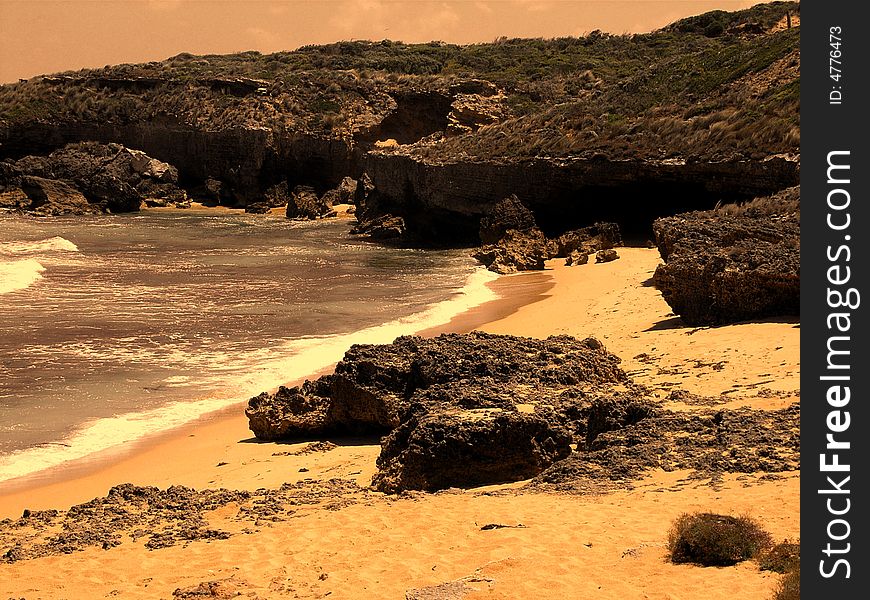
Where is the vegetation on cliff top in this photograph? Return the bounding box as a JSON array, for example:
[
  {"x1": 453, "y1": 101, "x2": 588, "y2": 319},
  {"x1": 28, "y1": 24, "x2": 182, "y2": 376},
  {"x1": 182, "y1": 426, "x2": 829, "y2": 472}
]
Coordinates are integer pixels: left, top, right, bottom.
[{"x1": 0, "y1": 1, "x2": 798, "y2": 163}]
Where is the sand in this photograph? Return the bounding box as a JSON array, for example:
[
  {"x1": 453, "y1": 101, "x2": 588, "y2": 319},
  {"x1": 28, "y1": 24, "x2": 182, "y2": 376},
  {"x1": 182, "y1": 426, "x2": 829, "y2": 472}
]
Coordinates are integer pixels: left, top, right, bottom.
[{"x1": 0, "y1": 248, "x2": 800, "y2": 599}]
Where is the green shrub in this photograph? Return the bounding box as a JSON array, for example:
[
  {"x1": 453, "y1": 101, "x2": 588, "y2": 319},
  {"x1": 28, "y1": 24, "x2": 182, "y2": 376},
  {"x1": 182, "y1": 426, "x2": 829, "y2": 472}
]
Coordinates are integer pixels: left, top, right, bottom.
[{"x1": 667, "y1": 512, "x2": 772, "y2": 566}]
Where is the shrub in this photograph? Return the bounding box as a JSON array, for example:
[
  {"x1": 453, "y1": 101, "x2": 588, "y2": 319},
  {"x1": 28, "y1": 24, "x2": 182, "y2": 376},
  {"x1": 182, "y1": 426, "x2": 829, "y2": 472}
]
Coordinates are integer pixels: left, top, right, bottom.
[
  {"x1": 772, "y1": 567, "x2": 799, "y2": 600},
  {"x1": 667, "y1": 512, "x2": 772, "y2": 566},
  {"x1": 759, "y1": 539, "x2": 800, "y2": 573}
]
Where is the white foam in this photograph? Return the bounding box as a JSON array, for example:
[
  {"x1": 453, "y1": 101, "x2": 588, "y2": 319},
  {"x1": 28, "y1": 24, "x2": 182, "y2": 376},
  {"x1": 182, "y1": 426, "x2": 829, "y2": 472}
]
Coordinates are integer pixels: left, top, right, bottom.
[
  {"x1": 0, "y1": 236, "x2": 79, "y2": 255},
  {"x1": 0, "y1": 267, "x2": 500, "y2": 483},
  {"x1": 0, "y1": 258, "x2": 46, "y2": 295}
]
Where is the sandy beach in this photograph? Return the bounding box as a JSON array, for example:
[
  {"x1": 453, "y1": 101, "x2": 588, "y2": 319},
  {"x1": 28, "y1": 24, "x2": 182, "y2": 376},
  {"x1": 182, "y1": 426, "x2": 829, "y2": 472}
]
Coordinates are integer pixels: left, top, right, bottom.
[{"x1": 0, "y1": 247, "x2": 800, "y2": 599}]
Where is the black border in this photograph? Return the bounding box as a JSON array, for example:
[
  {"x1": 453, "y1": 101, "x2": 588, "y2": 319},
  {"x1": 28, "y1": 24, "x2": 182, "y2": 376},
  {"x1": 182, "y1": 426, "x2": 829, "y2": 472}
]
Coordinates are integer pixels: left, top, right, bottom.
[{"x1": 801, "y1": 1, "x2": 869, "y2": 595}]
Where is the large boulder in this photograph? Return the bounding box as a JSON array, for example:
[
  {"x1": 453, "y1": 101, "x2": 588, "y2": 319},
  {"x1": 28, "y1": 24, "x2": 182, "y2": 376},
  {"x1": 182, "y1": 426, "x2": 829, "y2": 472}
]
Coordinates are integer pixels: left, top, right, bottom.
[
  {"x1": 246, "y1": 332, "x2": 640, "y2": 492},
  {"x1": 478, "y1": 194, "x2": 537, "y2": 244},
  {"x1": 19, "y1": 176, "x2": 95, "y2": 215},
  {"x1": 373, "y1": 409, "x2": 572, "y2": 493},
  {"x1": 652, "y1": 187, "x2": 799, "y2": 325},
  {"x1": 320, "y1": 176, "x2": 357, "y2": 207}
]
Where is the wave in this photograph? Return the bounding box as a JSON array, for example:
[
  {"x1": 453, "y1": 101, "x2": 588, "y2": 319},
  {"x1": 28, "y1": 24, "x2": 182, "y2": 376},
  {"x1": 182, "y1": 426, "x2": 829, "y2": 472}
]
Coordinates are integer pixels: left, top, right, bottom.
[
  {"x1": 0, "y1": 267, "x2": 500, "y2": 483},
  {"x1": 0, "y1": 258, "x2": 46, "y2": 295},
  {"x1": 0, "y1": 236, "x2": 79, "y2": 255}
]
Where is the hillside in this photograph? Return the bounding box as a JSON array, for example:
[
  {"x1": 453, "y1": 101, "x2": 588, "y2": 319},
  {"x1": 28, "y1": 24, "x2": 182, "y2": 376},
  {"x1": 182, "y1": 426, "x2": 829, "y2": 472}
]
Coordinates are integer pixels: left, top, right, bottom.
[{"x1": 0, "y1": 2, "x2": 799, "y2": 241}]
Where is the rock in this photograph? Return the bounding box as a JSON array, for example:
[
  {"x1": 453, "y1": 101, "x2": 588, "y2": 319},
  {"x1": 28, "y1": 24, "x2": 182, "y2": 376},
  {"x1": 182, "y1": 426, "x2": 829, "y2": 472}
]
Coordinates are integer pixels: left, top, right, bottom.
[
  {"x1": 652, "y1": 187, "x2": 799, "y2": 325},
  {"x1": 0, "y1": 142, "x2": 187, "y2": 214},
  {"x1": 19, "y1": 176, "x2": 95, "y2": 215},
  {"x1": 126, "y1": 149, "x2": 178, "y2": 183},
  {"x1": 0, "y1": 188, "x2": 31, "y2": 211},
  {"x1": 447, "y1": 93, "x2": 506, "y2": 135},
  {"x1": 286, "y1": 184, "x2": 332, "y2": 219},
  {"x1": 192, "y1": 177, "x2": 226, "y2": 204},
  {"x1": 595, "y1": 248, "x2": 619, "y2": 263},
  {"x1": 372, "y1": 410, "x2": 571, "y2": 493},
  {"x1": 535, "y1": 404, "x2": 799, "y2": 487},
  {"x1": 553, "y1": 222, "x2": 622, "y2": 257},
  {"x1": 351, "y1": 213, "x2": 406, "y2": 240},
  {"x1": 478, "y1": 194, "x2": 537, "y2": 245},
  {"x1": 565, "y1": 250, "x2": 589, "y2": 266},
  {"x1": 320, "y1": 176, "x2": 357, "y2": 207},
  {"x1": 472, "y1": 228, "x2": 550, "y2": 274},
  {"x1": 246, "y1": 332, "x2": 636, "y2": 491}
]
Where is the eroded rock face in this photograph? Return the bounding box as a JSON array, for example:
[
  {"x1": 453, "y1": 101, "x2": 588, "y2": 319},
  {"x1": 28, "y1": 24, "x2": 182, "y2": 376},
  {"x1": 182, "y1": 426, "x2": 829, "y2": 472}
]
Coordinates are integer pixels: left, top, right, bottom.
[
  {"x1": 0, "y1": 142, "x2": 187, "y2": 214},
  {"x1": 652, "y1": 186, "x2": 799, "y2": 325},
  {"x1": 246, "y1": 332, "x2": 637, "y2": 491}
]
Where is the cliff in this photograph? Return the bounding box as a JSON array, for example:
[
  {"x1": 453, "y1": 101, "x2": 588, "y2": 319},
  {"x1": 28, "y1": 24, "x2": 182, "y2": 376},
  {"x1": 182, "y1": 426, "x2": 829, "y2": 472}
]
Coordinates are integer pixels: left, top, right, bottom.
[{"x1": 0, "y1": 2, "x2": 800, "y2": 240}]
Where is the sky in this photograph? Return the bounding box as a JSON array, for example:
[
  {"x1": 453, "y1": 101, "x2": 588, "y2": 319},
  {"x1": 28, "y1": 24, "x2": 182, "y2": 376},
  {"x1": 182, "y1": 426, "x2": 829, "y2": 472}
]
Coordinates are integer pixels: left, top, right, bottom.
[{"x1": 0, "y1": 0, "x2": 773, "y2": 83}]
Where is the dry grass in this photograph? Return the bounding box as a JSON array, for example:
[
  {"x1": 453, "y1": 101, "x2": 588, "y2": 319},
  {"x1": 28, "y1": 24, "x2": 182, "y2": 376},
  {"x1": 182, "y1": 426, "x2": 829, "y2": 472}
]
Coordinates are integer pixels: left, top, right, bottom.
[{"x1": 667, "y1": 512, "x2": 772, "y2": 566}]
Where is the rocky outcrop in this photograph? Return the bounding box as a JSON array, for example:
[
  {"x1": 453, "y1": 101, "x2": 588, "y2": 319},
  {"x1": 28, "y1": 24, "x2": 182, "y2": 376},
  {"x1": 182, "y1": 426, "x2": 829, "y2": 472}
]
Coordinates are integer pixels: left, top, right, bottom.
[
  {"x1": 246, "y1": 332, "x2": 644, "y2": 491},
  {"x1": 472, "y1": 195, "x2": 622, "y2": 273},
  {"x1": 652, "y1": 186, "x2": 800, "y2": 325},
  {"x1": 320, "y1": 176, "x2": 357, "y2": 207},
  {"x1": 478, "y1": 194, "x2": 537, "y2": 244},
  {"x1": 472, "y1": 228, "x2": 550, "y2": 274},
  {"x1": 18, "y1": 176, "x2": 95, "y2": 215},
  {"x1": 285, "y1": 184, "x2": 334, "y2": 219},
  {"x1": 0, "y1": 142, "x2": 187, "y2": 214}
]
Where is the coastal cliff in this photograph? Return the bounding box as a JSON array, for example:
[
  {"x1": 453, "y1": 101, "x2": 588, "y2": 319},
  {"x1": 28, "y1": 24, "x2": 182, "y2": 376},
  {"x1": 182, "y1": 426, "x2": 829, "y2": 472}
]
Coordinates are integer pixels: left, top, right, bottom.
[{"x1": 0, "y1": 2, "x2": 800, "y2": 241}]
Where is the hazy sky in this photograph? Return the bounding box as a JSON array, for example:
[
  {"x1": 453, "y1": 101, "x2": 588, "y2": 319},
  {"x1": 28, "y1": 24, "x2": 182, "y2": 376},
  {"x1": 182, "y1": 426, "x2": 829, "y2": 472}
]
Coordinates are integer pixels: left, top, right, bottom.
[{"x1": 1, "y1": 0, "x2": 772, "y2": 83}]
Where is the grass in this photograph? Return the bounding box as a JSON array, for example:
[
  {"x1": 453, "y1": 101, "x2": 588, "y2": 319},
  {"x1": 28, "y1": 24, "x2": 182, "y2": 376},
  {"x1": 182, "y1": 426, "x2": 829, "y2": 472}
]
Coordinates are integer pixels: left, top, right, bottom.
[
  {"x1": 0, "y1": 2, "x2": 799, "y2": 162},
  {"x1": 667, "y1": 512, "x2": 773, "y2": 566}
]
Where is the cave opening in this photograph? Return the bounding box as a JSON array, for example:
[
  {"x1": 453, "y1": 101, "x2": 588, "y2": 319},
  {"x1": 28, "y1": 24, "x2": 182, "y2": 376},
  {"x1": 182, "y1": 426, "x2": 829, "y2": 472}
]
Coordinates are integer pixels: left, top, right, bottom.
[
  {"x1": 356, "y1": 92, "x2": 453, "y2": 147},
  {"x1": 531, "y1": 181, "x2": 758, "y2": 246}
]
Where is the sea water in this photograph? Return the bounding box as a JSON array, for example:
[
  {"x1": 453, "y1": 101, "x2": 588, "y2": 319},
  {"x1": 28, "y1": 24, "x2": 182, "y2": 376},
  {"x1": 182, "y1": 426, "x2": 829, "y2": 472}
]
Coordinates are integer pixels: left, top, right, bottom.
[{"x1": 0, "y1": 210, "x2": 497, "y2": 482}]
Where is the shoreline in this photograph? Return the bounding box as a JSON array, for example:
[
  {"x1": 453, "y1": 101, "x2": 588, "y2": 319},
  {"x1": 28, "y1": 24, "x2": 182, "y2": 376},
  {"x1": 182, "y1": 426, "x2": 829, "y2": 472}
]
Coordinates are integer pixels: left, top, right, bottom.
[{"x1": 0, "y1": 268, "x2": 554, "y2": 517}]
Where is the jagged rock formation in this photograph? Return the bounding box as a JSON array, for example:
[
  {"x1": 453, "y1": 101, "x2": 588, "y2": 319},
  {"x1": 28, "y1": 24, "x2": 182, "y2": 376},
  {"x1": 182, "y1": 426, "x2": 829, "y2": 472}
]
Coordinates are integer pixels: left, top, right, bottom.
[
  {"x1": 652, "y1": 186, "x2": 800, "y2": 325},
  {"x1": 0, "y1": 3, "x2": 799, "y2": 235},
  {"x1": 472, "y1": 195, "x2": 622, "y2": 273},
  {"x1": 0, "y1": 142, "x2": 187, "y2": 214},
  {"x1": 246, "y1": 332, "x2": 651, "y2": 491}
]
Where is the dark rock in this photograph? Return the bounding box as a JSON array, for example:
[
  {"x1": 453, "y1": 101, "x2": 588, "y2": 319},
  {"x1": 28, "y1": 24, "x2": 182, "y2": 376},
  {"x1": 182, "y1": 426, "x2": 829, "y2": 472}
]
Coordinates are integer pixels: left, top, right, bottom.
[
  {"x1": 0, "y1": 142, "x2": 187, "y2": 214},
  {"x1": 372, "y1": 410, "x2": 572, "y2": 493},
  {"x1": 320, "y1": 176, "x2": 357, "y2": 207},
  {"x1": 351, "y1": 213, "x2": 406, "y2": 240},
  {"x1": 553, "y1": 222, "x2": 622, "y2": 257},
  {"x1": 19, "y1": 176, "x2": 95, "y2": 215},
  {"x1": 652, "y1": 187, "x2": 799, "y2": 325},
  {"x1": 191, "y1": 177, "x2": 227, "y2": 204},
  {"x1": 595, "y1": 248, "x2": 619, "y2": 263},
  {"x1": 478, "y1": 194, "x2": 537, "y2": 244},
  {"x1": 286, "y1": 184, "x2": 332, "y2": 219}
]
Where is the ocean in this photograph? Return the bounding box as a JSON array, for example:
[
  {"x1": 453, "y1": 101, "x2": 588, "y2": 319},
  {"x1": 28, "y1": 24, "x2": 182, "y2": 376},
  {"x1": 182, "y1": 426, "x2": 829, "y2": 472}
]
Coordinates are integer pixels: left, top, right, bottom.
[{"x1": 0, "y1": 210, "x2": 497, "y2": 482}]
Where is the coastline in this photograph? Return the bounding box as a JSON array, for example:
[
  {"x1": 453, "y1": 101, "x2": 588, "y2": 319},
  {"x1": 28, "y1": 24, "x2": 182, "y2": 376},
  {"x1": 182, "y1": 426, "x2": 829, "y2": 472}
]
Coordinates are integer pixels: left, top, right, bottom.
[
  {"x1": 0, "y1": 247, "x2": 800, "y2": 600},
  {"x1": 0, "y1": 267, "x2": 554, "y2": 516}
]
